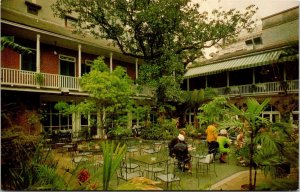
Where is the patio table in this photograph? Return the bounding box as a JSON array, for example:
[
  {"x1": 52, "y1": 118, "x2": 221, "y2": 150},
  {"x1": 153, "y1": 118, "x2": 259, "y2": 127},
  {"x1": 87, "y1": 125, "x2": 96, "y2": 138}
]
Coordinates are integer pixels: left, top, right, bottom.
[
  {"x1": 63, "y1": 144, "x2": 74, "y2": 150},
  {"x1": 129, "y1": 154, "x2": 168, "y2": 179}
]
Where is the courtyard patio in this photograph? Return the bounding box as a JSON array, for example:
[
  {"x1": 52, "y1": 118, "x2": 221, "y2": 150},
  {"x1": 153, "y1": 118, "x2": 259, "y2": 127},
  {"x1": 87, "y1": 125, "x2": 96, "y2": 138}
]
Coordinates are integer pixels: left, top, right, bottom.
[{"x1": 40, "y1": 137, "x2": 267, "y2": 190}]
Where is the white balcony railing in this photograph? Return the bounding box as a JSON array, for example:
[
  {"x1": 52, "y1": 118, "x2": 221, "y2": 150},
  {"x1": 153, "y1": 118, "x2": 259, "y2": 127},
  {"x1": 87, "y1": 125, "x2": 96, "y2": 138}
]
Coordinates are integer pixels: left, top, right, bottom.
[
  {"x1": 216, "y1": 80, "x2": 299, "y2": 96},
  {"x1": 1, "y1": 68, "x2": 298, "y2": 96},
  {"x1": 1, "y1": 68, "x2": 80, "y2": 90}
]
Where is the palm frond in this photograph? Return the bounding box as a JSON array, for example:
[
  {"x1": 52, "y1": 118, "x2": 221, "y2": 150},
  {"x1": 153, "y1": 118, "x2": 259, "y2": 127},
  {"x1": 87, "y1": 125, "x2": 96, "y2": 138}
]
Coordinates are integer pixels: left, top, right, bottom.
[{"x1": 1, "y1": 36, "x2": 33, "y2": 54}]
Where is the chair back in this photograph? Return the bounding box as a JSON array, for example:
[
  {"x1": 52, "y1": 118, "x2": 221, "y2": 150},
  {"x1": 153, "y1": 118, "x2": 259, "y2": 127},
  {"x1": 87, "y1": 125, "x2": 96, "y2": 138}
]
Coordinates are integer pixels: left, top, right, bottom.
[{"x1": 204, "y1": 153, "x2": 214, "y2": 164}]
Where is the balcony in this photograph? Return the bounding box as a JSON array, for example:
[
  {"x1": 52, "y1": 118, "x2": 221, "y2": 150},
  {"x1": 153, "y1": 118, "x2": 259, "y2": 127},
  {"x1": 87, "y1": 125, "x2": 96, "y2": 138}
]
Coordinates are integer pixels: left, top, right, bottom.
[
  {"x1": 1, "y1": 68, "x2": 298, "y2": 97},
  {"x1": 0, "y1": 68, "x2": 154, "y2": 98},
  {"x1": 216, "y1": 80, "x2": 299, "y2": 96},
  {"x1": 1, "y1": 68, "x2": 80, "y2": 92}
]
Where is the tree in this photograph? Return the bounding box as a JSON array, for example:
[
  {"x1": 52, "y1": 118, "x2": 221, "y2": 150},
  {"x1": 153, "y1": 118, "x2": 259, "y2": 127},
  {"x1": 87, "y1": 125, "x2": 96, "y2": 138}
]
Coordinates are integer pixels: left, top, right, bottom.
[
  {"x1": 56, "y1": 57, "x2": 134, "y2": 138},
  {"x1": 226, "y1": 98, "x2": 298, "y2": 190},
  {"x1": 226, "y1": 98, "x2": 270, "y2": 190},
  {"x1": 197, "y1": 96, "x2": 228, "y2": 127},
  {"x1": 184, "y1": 87, "x2": 217, "y2": 128},
  {"x1": 51, "y1": 0, "x2": 257, "y2": 106}
]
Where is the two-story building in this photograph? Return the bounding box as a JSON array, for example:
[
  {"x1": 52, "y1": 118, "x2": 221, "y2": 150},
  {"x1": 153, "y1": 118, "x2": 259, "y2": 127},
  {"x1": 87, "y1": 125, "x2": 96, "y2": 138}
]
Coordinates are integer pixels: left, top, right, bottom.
[
  {"x1": 184, "y1": 6, "x2": 299, "y2": 125},
  {"x1": 1, "y1": 0, "x2": 144, "y2": 138}
]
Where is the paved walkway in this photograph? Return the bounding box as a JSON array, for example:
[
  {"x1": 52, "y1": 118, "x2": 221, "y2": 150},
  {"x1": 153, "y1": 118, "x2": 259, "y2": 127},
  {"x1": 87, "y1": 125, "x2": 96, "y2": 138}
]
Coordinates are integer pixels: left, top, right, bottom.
[
  {"x1": 210, "y1": 170, "x2": 259, "y2": 190},
  {"x1": 211, "y1": 168, "x2": 298, "y2": 190}
]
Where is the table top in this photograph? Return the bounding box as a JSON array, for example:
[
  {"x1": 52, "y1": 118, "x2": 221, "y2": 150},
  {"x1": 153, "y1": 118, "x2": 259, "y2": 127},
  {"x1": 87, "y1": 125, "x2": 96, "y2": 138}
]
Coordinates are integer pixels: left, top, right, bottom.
[
  {"x1": 192, "y1": 154, "x2": 206, "y2": 159},
  {"x1": 129, "y1": 154, "x2": 168, "y2": 165},
  {"x1": 62, "y1": 144, "x2": 74, "y2": 148}
]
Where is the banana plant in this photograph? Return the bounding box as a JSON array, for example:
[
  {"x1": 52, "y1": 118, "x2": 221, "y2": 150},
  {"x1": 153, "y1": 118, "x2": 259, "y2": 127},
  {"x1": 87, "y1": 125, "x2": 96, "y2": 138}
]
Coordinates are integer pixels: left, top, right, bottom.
[{"x1": 227, "y1": 98, "x2": 271, "y2": 190}]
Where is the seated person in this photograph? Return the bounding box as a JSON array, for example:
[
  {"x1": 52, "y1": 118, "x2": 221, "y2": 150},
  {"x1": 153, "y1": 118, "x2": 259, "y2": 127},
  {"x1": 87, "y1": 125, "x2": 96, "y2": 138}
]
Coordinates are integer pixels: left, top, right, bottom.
[
  {"x1": 168, "y1": 131, "x2": 192, "y2": 172},
  {"x1": 217, "y1": 129, "x2": 231, "y2": 163}
]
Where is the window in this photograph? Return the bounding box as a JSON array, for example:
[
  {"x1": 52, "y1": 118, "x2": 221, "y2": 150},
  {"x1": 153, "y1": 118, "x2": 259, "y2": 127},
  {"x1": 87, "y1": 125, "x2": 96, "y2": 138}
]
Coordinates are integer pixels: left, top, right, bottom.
[
  {"x1": 207, "y1": 72, "x2": 227, "y2": 88},
  {"x1": 286, "y1": 61, "x2": 299, "y2": 80},
  {"x1": 65, "y1": 15, "x2": 78, "y2": 28},
  {"x1": 189, "y1": 76, "x2": 206, "y2": 90},
  {"x1": 21, "y1": 49, "x2": 36, "y2": 71},
  {"x1": 230, "y1": 68, "x2": 253, "y2": 86},
  {"x1": 81, "y1": 60, "x2": 92, "y2": 75},
  {"x1": 42, "y1": 102, "x2": 72, "y2": 134},
  {"x1": 25, "y1": 1, "x2": 42, "y2": 15},
  {"x1": 255, "y1": 64, "x2": 283, "y2": 83},
  {"x1": 59, "y1": 55, "x2": 76, "y2": 76}
]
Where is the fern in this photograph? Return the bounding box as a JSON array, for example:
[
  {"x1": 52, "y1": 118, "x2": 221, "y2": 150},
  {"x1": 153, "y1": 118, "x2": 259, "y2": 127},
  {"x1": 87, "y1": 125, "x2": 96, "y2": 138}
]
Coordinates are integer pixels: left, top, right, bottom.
[{"x1": 31, "y1": 164, "x2": 65, "y2": 190}]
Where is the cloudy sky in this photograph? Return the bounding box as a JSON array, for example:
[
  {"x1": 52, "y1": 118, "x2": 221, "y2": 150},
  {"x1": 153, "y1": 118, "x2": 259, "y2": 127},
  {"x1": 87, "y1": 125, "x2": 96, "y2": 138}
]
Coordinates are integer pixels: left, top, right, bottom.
[
  {"x1": 193, "y1": 0, "x2": 299, "y2": 18},
  {"x1": 191, "y1": 0, "x2": 298, "y2": 58}
]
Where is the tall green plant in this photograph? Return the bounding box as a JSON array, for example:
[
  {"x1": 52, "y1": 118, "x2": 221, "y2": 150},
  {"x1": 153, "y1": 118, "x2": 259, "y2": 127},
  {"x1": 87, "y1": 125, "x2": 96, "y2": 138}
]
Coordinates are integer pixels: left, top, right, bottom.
[
  {"x1": 197, "y1": 96, "x2": 228, "y2": 127},
  {"x1": 55, "y1": 57, "x2": 134, "y2": 139},
  {"x1": 227, "y1": 98, "x2": 270, "y2": 190},
  {"x1": 184, "y1": 88, "x2": 217, "y2": 128},
  {"x1": 101, "y1": 141, "x2": 127, "y2": 190}
]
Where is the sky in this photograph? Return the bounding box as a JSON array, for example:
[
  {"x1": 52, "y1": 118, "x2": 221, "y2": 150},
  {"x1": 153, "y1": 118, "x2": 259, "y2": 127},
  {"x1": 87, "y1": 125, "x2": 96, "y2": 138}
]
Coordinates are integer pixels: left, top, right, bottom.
[
  {"x1": 193, "y1": 0, "x2": 299, "y2": 18},
  {"x1": 191, "y1": 0, "x2": 299, "y2": 59}
]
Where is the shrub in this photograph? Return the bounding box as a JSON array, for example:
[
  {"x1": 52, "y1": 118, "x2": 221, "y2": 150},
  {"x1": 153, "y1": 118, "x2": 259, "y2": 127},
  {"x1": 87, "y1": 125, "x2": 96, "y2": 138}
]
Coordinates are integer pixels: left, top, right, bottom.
[{"x1": 141, "y1": 119, "x2": 178, "y2": 140}]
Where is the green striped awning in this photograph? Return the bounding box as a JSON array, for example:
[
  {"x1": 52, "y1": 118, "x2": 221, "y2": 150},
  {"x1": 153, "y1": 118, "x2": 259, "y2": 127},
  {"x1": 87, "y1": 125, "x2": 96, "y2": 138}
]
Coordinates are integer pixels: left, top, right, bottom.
[{"x1": 185, "y1": 50, "x2": 283, "y2": 78}]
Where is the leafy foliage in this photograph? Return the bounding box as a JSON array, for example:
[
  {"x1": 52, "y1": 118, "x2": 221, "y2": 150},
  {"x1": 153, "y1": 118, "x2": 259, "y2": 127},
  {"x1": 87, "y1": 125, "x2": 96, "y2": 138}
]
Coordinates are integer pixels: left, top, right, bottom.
[
  {"x1": 198, "y1": 96, "x2": 228, "y2": 126},
  {"x1": 141, "y1": 118, "x2": 178, "y2": 140},
  {"x1": 183, "y1": 88, "x2": 218, "y2": 128},
  {"x1": 101, "y1": 141, "x2": 127, "y2": 190},
  {"x1": 55, "y1": 57, "x2": 134, "y2": 138},
  {"x1": 1, "y1": 36, "x2": 32, "y2": 54},
  {"x1": 108, "y1": 125, "x2": 132, "y2": 139},
  {"x1": 226, "y1": 98, "x2": 297, "y2": 190},
  {"x1": 51, "y1": 0, "x2": 257, "y2": 105}
]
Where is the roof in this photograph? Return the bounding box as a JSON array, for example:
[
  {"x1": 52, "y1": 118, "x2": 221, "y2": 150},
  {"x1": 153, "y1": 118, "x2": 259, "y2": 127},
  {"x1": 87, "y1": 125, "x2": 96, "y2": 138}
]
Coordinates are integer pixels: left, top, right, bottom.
[{"x1": 185, "y1": 46, "x2": 298, "y2": 78}]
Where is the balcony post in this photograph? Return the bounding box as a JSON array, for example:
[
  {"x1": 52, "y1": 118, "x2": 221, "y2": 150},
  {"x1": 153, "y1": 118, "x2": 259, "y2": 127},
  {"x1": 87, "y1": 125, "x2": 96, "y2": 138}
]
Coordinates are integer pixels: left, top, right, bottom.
[
  {"x1": 135, "y1": 58, "x2": 138, "y2": 80},
  {"x1": 283, "y1": 64, "x2": 286, "y2": 81},
  {"x1": 227, "y1": 71, "x2": 230, "y2": 86},
  {"x1": 78, "y1": 44, "x2": 82, "y2": 77},
  {"x1": 36, "y1": 34, "x2": 40, "y2": 73},
  {"x1": 252, "y1": 68, "x2": 255, "y2": 84},
  {"x1": 110, "y1": 52, "x2": 113, "y2": 73}
]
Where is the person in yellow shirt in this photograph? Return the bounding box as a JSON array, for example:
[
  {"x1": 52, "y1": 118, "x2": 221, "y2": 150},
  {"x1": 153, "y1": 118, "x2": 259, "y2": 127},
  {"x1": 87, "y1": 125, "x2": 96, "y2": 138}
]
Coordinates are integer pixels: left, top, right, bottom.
[{"x1": 205, "y1": 123, "x2": 219, "y2": 154}]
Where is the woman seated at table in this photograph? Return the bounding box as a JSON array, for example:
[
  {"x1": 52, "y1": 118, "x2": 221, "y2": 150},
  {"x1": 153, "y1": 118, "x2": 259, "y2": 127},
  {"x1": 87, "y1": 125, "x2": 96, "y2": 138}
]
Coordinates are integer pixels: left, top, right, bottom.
[
  {"x1": 168, "y1": 130, "x2": 192, "y2": 172},
  {"x1": 217, "y1": 129, "x2": 231, "y2": 163}
]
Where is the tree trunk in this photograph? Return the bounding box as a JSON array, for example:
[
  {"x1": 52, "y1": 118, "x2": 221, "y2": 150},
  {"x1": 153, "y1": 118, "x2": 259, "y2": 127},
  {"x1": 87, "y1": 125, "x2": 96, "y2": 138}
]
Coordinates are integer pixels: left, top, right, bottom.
[
  {"x1": 193, "y1": 108, "x2": 199, "y2": 129},
  {"x1": 97, "y1": 108, "x2": 104, "y2": 139},
  {"x1": 249, "y1": 129, "x2": 254, "y2": 190},
  {"x1": 254, "y1": 165, "x2": 257, "y2": 189}
]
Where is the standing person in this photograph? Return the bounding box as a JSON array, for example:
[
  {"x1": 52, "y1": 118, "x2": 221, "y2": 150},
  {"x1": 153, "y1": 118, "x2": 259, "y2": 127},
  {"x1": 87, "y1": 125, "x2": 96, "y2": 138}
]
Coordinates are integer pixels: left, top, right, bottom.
[
  {"x1": 217, "y1": 129, "x2": 231, "y2": 163},
  {"x1": 205, "y1": 123, "x2": 219, "y2": 155},
  {"x1": 236, "y1": 131, "x2": 244, "y2": 149},
  {"x1": 132, "y1": 124, "x2": 138, "y2": 137}
]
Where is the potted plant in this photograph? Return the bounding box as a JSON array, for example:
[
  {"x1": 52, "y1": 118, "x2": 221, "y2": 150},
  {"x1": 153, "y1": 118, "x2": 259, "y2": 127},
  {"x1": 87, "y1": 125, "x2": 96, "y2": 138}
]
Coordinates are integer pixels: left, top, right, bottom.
[
  {"x1": 250, "y1": 84, "x2": 257, "y2": 93},
  {"x1": 224, "y1": 87, "x2": 231, "y2": 94},
  {"x1": 227, "y1": 98, "x2": 295, "y2": 190},
  {"x1": 35, "y1": 73, "x2": 44, "y2": 86}
]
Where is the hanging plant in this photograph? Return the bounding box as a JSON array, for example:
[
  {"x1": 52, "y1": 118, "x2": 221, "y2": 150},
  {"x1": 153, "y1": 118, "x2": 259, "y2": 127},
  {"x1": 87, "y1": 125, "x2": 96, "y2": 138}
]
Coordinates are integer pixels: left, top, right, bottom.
[
  {"x1": 224, "y1": 87, "x2": 231, "y2": 94},
  {"x1": 279, "y1": 81, "x2": 288, "y2": 94},
  {"x1": 250, "y1": 84, "x2": 257, "y2": 93},
  {"x1": 35, "y1": 73, "x2": 44, "y2": 85}
]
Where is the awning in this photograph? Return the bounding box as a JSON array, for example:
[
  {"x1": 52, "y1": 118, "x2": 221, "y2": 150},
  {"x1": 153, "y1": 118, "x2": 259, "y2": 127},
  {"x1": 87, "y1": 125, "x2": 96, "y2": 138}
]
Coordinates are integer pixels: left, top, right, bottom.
[{"x1": 185, "y1": 50, "x2": 284, "y2": 78}]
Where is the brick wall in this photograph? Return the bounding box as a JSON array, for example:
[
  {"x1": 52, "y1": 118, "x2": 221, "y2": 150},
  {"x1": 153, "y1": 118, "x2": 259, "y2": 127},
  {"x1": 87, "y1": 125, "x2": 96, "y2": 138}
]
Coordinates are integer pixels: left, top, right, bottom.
[{"x1": 1, "y1": 47, "x2": 20, "y2": 69}]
